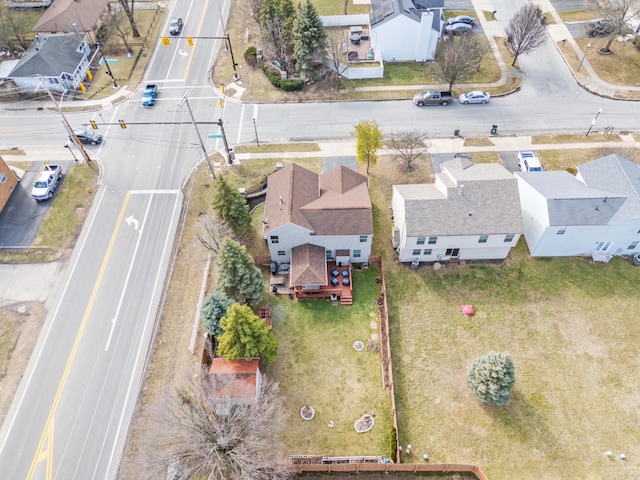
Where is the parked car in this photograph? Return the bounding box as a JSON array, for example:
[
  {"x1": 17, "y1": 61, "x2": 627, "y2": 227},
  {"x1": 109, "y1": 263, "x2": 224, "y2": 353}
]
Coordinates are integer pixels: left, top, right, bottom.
[
  {"x1": 584, "y1": 19, "x2": 631, "y2": 37},
  {"x1": 169, "y1": 17, "x2": 183, "y2": 35},
  {"x1": 413, "y1": 90, "x2": 453, "y2": 106},
  {"x1": 444, "y1": 23, "x2": 473, "y2": 36},
  {"x1": 74, "y1": 128, "x2": 103, "y2": 145},
  {"x1": 517, "y1": 151, "x2": 542, "y2": 172},
  {"x1": 31, "y1": 164, "x2": 62, "y2": 201},
  {"x1": 458, "y1": 91, "x2": 490, "y2": 104},
  {"x1": 446, "y1": 15, "x2": 475, "y2": 27},
  {"x1": 453, "y1": 152, "x2": 470, "y2": 160}
]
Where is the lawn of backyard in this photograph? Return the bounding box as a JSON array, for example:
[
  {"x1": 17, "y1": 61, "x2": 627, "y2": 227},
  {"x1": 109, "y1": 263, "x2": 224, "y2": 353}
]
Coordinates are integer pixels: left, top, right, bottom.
[
  {"x1": 264, "y1": 268, "x2": 393, "y2": 458},
  {"x1": 365, "y1": 153, "x2": 640, "y2": 479}
]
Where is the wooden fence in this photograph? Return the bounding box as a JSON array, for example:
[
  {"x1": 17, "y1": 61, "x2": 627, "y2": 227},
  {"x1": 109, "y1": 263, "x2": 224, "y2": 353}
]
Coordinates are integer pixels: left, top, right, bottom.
[{"x1": 287, "y1": 462, "x2": 488, "y2": 478}]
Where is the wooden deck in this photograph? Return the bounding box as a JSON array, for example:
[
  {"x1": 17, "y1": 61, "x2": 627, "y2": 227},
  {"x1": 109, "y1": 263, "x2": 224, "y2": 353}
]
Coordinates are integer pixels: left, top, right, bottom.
[
  {"x1": 293, "y1": 261, "x2": 353, "y2": 305},
  {"x1": 269, "y1": 261, "x2": 353, "y2": 304}
]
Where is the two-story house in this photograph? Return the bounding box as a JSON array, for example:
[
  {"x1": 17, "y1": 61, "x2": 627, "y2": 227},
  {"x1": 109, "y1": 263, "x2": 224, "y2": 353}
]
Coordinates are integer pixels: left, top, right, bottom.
[
  {"x1": 391, "y1": 157, "x2": 523, "y2": 264},
  {"x1": 515, "y1": 154, "x2": 640, "y2": 259}
]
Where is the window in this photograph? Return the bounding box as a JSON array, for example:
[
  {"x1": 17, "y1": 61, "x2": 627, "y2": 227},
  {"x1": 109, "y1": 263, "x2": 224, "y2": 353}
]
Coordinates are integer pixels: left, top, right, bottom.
[
  {"x1": 353, "y1": 250, "x2": 361, "y2": 258},
  {"x1": 423, "y1": 249, "x2": 432, "y2": 255},
  {"x1": 412, "y1": 249, "x2": 421, "y2": 256},
  {"x1": 326, "y1": 250, "x2": 333, "y2": 259},
  {"x1": 557, "y1": 228, "x2": 566, "y2": 235},
  {"x1": 0, "y1": 173, "x2": 6, "y2": 183},
  {"x1": 428, "y1": 236, "x2": 437, "y2": 245},
  {"x1": 417, "y1": 237, "x2": 426, "y2": 245},
  {"x1": 270, "y1": 236, "x2": 279, "y2": 244},
  {"x1": 479, "y1": 235, "x2": 488, "y2": 244},
  {"x1": 628, "y1": 241, "x2": 639, "y2": 250},
  {"x1": 359, "y1": 235, "x2": 368, "y2": 243},
  {"x1": 596, "y1": 241, "x2": 612, "y2": 252},
  {"x1": 504, "y1": 234, "x2": 515, "y2": 242},
  {"x1": 277, "y1": 250, "x2": 285, "y2": 256}
]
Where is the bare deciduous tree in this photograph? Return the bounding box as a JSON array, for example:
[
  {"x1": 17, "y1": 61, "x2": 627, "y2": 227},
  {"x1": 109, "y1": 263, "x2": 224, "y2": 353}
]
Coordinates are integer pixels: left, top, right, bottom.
[
  {"x1": 0, "y1": 5, "x2": 30, "y2": 50},
  {"x1": 156, "y1": 370, "x2": 292, "y2": 480},
  {"x1": 598, "y1": 0, "x2": 640, "y2": 53},
  {"x1": 326, "y1": 29, "x2": 348, "y2": 89},
  {"x1": 117, "y1": 0, "x2": 140, "y2": 38},
  {"x1": 388, "y1": 131, "x2": 429, "y2": 171},
  {"x1": 195, "y1": 212, "x2": 238, "y2": 254},
  {"x1": 111, "y1": 10, "x2": 133, "y2": 53},
  {"x1": 433, "y1": 35, "x2": 489, "y2": 90},
  {"x1": 249, "y1": 0, "x2": 265, "y2": 26},
  {"x1": 506, "y1": 4, "x2": 547, "y2": 66}
]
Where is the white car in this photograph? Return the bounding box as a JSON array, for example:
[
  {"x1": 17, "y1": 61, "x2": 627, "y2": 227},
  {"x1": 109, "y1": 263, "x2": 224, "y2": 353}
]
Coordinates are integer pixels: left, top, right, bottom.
[
  {"x1": 517, "y1": 151, "x2": 542, "y2": 172},
  {"x1": 458, "y1": 91, "x2": 490, "y2": 104}
]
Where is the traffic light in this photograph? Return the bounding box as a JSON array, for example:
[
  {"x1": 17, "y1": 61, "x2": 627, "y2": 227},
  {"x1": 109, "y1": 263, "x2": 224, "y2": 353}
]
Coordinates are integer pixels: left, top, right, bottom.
[
  {"x1": 90, "y1": 120, "x2": 98, "y2": 130},
  {"x1": 187, "y1": 37, "x2": 193, "y2": 46},
  {"x1": 161, "y1": 36, "x2": 170, "y2": 46},
  {"x1": 220, "y1": 84, "x2": 225, "y2": 94},
  {"x1": 218, "y1": 99, "x2": 223, "y2": 108},
  {"x1": 119, "y1": 119, "x2": 127, "y2": 129},
  {"x1": 86, "y1": 70, "x2": 93, "y2": 81},
  {"x1": 79, "y1": 82, "x2": 86, "y2": 92}
]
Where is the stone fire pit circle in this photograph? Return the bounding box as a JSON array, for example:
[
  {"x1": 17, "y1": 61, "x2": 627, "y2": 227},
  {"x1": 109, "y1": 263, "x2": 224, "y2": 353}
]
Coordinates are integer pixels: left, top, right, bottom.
[
  {"x1": 353, "y1": 340, "x2": 365, "y2": 351},
  {"x1": 300, "y1": 404, "x2": 315, "y2": 421},
  {"x1": 354, "y1": 414, "x2": 374, "y2": 433}
]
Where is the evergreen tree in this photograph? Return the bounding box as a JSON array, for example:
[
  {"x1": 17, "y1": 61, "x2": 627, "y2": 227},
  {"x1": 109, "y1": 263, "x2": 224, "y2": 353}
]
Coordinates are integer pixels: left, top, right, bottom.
[
  {"x1": 201, "y1": 291, "x2": 235, "y2": 338},
  {"x1": 260, "y1": 0, "x2": 296, "y2": 73},
  {"x1": 293, "y1": 0, "x2": 327, "y2": 79},
  {"x1": 212, "y1": 175, "x2": 251, "y2": 235},
  {"x1": 467, "y1": 352, "x2": 516, "y2": 406},
  {"x1": 217, "y1": 304, "x2": 278, "y2": 364},
  {"x1": 216, "y1": 238, "x2": 264, "y2": 306},
  {"x1": 351, "y1": 120, "x2": 383, "y2": 174}
]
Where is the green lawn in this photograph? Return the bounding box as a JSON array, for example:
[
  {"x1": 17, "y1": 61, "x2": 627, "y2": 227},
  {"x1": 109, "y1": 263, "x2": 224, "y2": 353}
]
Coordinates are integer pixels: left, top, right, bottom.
[
  {"x1": 265, "y1": 267, "x2": 394, "y2": 457},
  {"x1": 384, "y1": 243, "x2": 640, "y2": 479}
]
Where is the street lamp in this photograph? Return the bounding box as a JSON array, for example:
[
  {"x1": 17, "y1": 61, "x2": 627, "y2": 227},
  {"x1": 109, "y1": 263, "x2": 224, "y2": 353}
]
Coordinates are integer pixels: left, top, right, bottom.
[
  {"x1": 586, "y1": 108, "x2": 602, "y2": 137},
  {"x1": 578, "y1": 43, "x2": 590, "y2": 72}
]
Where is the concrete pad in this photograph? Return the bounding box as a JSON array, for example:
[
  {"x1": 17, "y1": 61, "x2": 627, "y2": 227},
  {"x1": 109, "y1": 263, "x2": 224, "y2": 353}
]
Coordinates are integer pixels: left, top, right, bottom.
[{"x1": 0, "y1": 262, "x2": 62, "y2": 308}]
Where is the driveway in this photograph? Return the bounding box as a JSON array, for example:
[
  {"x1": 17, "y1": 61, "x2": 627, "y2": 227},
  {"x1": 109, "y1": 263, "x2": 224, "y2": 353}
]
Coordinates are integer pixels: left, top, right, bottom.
[{"x1": 0, "y1": 160, "x2": 72, "y2": 247}]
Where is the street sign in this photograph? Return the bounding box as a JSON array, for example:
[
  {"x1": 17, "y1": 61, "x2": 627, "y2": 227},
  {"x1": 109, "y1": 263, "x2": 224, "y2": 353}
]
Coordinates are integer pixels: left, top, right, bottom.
[{"x1": 208, "y1": 134, "x2": 222, "y2": 138}]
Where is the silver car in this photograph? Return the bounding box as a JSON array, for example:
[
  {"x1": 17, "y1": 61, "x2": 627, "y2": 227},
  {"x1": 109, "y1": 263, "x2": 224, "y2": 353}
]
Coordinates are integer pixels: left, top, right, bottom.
[{"x1": 458, "y1": 91, "x2": 491, "y2": 104}]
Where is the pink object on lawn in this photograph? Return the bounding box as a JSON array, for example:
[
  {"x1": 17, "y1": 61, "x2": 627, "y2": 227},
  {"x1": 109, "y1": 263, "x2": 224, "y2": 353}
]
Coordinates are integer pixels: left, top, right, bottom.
[{"x1": 461, "y1": 305, "x2": 474, "y2": 316}]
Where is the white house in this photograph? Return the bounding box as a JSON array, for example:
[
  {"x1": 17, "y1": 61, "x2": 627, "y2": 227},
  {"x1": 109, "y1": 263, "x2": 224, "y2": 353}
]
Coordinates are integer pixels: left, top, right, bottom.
[
  {"x1": 8, "y1": 34, "x2": 91, "y2": 93},
  {"x1": 262, "y1": 163, "x2": 373, "y2": 267},
  {"x1": 515, "y1": 154, "x2": 640, "y2": 259},
  {"x1": 391, "y1": 157, "x2": 523, "y2": 263},
  {"x1": 370, "y1": 0, "x2": 445, "y2": 62}
]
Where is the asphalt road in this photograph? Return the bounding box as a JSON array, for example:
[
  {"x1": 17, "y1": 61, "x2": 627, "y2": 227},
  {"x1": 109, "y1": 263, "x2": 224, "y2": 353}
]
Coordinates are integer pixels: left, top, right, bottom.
[
  {"x1": 0, "y1": 0, "x2": 639, "y2": 478},
  {"x1": 0, "y1": 0, "x2": 230, "y2": 478}
]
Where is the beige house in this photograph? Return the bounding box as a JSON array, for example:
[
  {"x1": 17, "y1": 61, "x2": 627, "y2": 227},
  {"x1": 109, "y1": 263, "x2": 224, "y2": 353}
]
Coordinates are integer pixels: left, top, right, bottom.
[{"x1": 33, "y1": 0, "x2": 111, "y2": 44}]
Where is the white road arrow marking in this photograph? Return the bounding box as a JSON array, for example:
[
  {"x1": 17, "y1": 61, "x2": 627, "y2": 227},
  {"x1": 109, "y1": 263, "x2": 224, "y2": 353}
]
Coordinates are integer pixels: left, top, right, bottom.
[
  {"x1": 125, "y1": 215, "x2": 139, "y2": 230},
  {"x1": 178, "y1": 49, "x2": 189, "y2": 57}
]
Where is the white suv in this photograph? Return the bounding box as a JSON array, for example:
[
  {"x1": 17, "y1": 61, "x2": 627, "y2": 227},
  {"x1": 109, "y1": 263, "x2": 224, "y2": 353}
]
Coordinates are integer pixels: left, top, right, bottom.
[{"x1": 517, "y1": 151, "x2": 542, "y2": 172}]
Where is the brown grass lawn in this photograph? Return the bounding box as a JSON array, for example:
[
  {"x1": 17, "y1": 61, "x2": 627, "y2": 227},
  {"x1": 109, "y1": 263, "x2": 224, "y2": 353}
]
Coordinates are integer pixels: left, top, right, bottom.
[{"x1": 365, "y1": 155, "x2": 640, "y2": 480}]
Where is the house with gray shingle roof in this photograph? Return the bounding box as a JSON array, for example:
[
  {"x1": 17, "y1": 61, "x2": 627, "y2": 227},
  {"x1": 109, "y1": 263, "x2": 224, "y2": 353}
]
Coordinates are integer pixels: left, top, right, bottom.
[
  {"x1": 32, "y1": 0, "x2": 111, "y2": 44},
  {"x1": 391, "y1": 158, "x2": 523, "y2": 263},
  {"x1": 515, "y1": 154, "x2": 640, "y2": 259},
  {"x1": 370, "y1": 0, "x2": 444, "y2": 61},
  {"x1": 8, "y1": 34, "x2": 91, "y2": 93},
  {"x1": 263, "y1": 163, "x2": 373, "y2": 285}
]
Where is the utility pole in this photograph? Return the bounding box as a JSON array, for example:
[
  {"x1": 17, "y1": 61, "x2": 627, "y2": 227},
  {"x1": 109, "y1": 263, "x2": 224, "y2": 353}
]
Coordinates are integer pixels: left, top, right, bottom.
[
  {"x1": 96, "y1": 42, "x2": 118, "y2": 88},
  {"x1": 39, "y1": 78, "x2": 92, "y2": 163},
  {"x1": 224, "y1": 34, "x2": 239, "y2": 81},
  {"x1": 179, "y1": 90, "x2": 216, "y2": 179}
]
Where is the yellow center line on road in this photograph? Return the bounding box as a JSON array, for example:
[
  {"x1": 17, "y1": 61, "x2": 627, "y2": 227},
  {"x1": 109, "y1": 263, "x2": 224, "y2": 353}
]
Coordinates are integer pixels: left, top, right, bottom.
[
  {"x1": 184, "y1": 0, "x2": 210, "y2": 81},
  {"x1": 27, "y1": 192, "x2": 132, "y2": 480}
]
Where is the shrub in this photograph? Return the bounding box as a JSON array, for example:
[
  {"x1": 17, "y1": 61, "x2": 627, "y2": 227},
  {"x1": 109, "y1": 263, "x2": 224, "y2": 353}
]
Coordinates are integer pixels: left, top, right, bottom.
[
  {"x1": 279, "y1": 78, "x2": 305, "y2": 91},
  {"x1": 244, "y1": 46, "x2": 257, "y2": 67},
  {"x1": 386, "y1": 427, "x2": 397, "y2": 461},
  {"x1": 467, "y1": 351, "x2": 516, "y2": 406},
  {"x1": 263, "y1": 65, "x2": 282, "y2": 88},
  {"x1": 632, "y1": 36, "x2": 640, "y2": 52}
]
